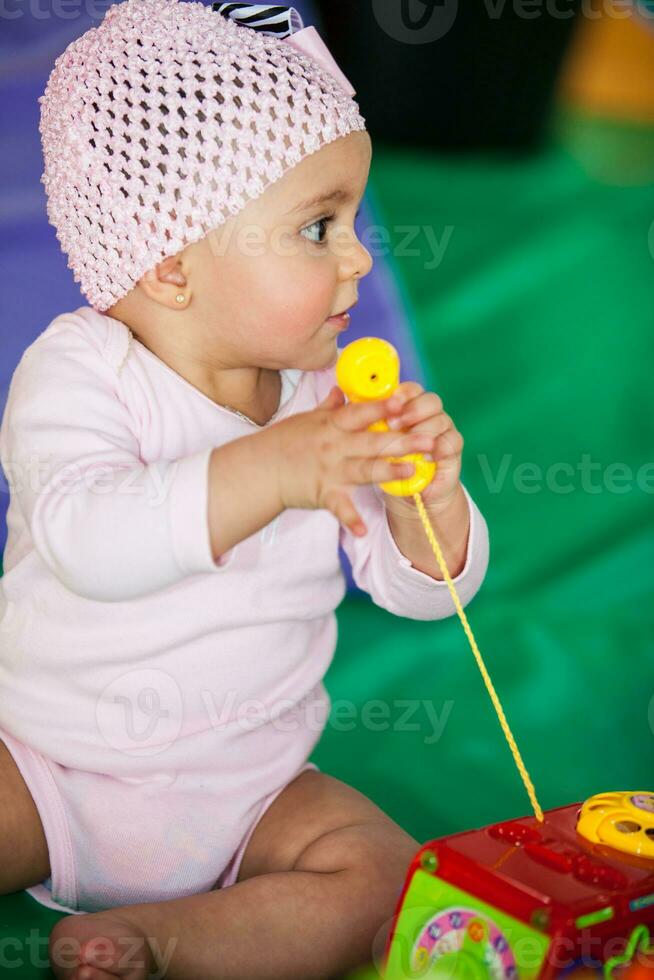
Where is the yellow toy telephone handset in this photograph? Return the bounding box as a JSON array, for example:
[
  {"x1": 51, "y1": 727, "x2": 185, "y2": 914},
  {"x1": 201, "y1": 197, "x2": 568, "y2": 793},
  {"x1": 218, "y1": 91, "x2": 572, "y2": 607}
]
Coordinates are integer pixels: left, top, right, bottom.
[{"x1": 335, "y1": 337, "x2": 437, "y2": 497}]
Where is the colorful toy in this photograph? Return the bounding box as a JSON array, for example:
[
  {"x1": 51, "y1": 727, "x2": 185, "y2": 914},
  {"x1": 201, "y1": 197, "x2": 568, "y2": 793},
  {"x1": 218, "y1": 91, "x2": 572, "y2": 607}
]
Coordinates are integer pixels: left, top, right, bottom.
[
  {"x1": 334, "y1": 340, "x2": 654, "y2": 980},
  {"x1": 382, "y1": 793, "x2": 654, "y2": 979}
]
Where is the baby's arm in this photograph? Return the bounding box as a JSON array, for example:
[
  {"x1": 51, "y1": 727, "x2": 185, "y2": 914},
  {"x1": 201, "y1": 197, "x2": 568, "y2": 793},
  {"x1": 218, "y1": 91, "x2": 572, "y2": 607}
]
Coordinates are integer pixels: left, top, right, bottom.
[
  {"x1": 308, "y1": 359, "x2": 490, "y2": 621},
  {"x1": 0, "y1": 320, "x2": 280, "y2": 601},
  {"x1": 338, "y1": 482, "x2": 489, "y2": 621},
  {"x1": 206, "y1": 428, "x2": 282, "y2": 560}
]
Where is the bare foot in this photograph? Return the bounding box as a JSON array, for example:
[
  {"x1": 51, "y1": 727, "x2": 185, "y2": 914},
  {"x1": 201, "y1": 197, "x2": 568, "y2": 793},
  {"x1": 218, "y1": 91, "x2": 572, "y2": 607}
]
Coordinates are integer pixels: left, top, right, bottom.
[{"x1": 48, "y1": 910, "x2": 158, "y2": 980}]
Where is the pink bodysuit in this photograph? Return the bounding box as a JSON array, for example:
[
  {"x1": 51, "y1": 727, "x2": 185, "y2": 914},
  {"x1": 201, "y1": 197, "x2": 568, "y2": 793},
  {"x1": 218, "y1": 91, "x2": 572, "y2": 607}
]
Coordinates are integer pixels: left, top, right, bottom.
[{"x1": 0, "y1": 306, "x2": 489, "y2": 914}]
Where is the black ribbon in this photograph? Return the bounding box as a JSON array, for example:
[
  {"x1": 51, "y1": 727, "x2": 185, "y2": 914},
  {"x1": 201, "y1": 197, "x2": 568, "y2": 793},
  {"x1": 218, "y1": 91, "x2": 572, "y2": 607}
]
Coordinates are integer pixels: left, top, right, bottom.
[{"x1": 212, "y1": 3, "x2": 304, "y2": 38}]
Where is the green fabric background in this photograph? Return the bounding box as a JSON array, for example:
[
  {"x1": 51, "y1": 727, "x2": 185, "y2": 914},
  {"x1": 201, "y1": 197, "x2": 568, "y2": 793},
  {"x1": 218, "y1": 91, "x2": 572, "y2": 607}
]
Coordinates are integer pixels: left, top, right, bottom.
[
  {"x1": 314, "y1": 111, "x2": 654, "y2": 844},
  {"x1": 1, "y1": 110, "x2": 653, "y2": 978}
]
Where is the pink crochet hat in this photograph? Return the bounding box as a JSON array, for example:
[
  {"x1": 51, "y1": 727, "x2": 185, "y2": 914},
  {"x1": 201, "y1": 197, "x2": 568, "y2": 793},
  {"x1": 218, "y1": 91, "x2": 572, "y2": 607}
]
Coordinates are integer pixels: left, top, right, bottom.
[{"x1": 38, "y1": 0, "x2": 366, "y2": 311}]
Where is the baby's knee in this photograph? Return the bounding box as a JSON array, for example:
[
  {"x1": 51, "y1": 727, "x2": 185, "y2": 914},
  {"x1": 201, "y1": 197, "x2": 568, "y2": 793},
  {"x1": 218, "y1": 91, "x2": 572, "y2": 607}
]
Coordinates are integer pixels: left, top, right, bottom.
[
  {"x1": 295, "y1": 817, "x2": 418, "y2": 905},
  {"x1": 295, "y1": 819, "x2": 418, "y2": 970}
]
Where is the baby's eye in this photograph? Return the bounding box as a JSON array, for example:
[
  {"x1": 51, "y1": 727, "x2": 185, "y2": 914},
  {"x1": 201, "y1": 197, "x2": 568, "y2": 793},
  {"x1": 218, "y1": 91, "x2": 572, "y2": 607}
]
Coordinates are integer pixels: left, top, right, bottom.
[
  {"x1": 300, "y1": 208, "x2": 363, "y2": 246},
  {"x1": 301, "y1": 216, "x2": 333, "y2": 245}
]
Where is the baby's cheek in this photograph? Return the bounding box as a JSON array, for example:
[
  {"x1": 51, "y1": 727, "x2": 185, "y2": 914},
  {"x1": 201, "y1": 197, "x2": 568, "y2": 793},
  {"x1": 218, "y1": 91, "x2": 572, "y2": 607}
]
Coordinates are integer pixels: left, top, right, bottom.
[
  {"x1": 296, "y1": 257, "x2": 335, "y2": 316},
  {"x1": 266, "y1": 259, "x2": 334, "y2": 332},
  {"x1": 287, "y1": 289, "x2": 332, "y2": 334}
]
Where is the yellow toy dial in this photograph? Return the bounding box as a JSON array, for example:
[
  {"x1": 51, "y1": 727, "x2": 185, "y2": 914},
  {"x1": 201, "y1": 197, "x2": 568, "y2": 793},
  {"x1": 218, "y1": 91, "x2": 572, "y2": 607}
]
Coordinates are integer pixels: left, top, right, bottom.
[{"x1": 577, "y1": 791, "x2": 654, "y2": 860}]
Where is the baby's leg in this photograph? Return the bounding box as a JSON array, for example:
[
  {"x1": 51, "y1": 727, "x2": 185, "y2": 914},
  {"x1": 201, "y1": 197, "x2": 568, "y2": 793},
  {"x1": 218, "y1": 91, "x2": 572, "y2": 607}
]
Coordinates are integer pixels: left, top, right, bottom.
[
  {"x1": 0, "y1": 739, "x2": 51, "y2": 893},
  {"x1": 49, "y1": 769, "x2": 420, "y2": 980}
]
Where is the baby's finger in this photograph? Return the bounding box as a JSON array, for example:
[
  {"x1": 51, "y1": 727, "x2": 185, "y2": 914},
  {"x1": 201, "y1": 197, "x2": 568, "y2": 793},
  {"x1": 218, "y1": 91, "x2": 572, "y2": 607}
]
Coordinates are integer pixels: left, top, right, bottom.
[
  {"x1": 343, "y1": 455, "x2": 418, "y2": 487},
  {"x1": 336, "y1": 395, "x2": 409, "y2": 432},
  {"x1": 386, "y1": 381, "x2": 424, "y2": 412},
  {"x1": 318, "y1": 385, "x2": 346, "y2": 411},
  {"x1": 324, "y1": 488, "x2": 366, "y2": 536},
  {"x1": 432, "y1": 427, "x2": 464, "y2": 460},
  {"x1": 389, "y1": 392, "x2": 443, "y2": 428},
  {"x1": 355, "y1": 428, "x2": 434, "y2": 458},
  {"x1": 392, "y1": 411, "x2": 452, "y2": 441}
]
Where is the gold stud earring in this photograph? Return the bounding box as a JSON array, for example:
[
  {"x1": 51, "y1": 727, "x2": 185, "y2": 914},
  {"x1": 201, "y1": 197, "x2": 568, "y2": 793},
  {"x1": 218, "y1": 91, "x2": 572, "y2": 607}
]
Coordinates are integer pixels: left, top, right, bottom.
[{"x1": 175, "y1": 293, "x2": 185, "y2": 304}]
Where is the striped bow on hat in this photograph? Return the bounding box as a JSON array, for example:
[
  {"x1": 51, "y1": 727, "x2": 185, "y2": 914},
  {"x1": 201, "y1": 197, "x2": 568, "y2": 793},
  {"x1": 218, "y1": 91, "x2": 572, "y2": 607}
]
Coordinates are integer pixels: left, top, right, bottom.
[
  {"x1": 212, "y1": 3, "x2": 303, "y2": 36},
  {"x1": 212, "y1": 2, "x2": 356, "y2": 96}
]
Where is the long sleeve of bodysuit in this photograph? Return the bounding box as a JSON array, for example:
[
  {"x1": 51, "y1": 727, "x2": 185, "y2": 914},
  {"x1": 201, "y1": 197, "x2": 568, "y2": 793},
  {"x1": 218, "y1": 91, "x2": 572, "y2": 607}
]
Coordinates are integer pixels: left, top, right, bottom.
[
  {"x1": 0, "y1": 316, "x2": 222, "y2": 602},
  {"x1": 338, "y1": 482, "x2": 489, "y2": 621}
]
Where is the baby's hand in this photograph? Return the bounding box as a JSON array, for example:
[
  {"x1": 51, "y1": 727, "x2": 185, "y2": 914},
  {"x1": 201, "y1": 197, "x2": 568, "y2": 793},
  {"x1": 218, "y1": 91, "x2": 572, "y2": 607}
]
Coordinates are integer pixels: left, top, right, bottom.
[
  {"x1": 384, "y1": 382, "x2": 464, "y2": 514},
  {"x1": 271, "y1": 386, "x2": 436, "y2": 536}
]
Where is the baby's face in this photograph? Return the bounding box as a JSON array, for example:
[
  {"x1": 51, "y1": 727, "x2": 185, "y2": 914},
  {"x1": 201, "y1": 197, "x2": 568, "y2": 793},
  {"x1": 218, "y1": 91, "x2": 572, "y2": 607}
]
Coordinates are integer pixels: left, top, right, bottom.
[{"x1": 186, "y1": 129, "x2": 373, "y2": 372}]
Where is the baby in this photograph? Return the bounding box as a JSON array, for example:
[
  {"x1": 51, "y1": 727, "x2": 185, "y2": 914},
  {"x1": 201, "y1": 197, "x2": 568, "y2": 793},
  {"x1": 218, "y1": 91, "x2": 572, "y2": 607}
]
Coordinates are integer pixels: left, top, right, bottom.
[{"x1": 0, "y1": 1, "x2": 490, "y2": 977}]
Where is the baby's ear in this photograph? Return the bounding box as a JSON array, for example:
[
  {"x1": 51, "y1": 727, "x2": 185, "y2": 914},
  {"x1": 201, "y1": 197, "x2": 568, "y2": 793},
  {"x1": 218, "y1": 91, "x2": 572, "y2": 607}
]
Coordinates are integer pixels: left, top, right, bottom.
[{"x1": 153, "y1": 254, "x2": 186, "y2": 286}]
